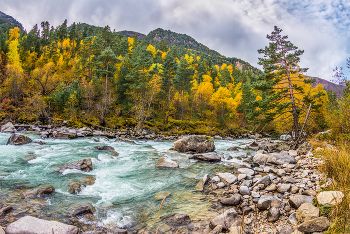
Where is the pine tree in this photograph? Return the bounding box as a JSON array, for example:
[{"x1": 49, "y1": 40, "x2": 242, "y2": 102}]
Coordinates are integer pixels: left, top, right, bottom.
[{"x1": 250, "y1": 26, "x2": 309, "y2": 140}]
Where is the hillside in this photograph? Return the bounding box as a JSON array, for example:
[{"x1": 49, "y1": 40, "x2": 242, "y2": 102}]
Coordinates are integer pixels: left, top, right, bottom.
[
  {"x1": 0, "y1": 11, "x2": 24, "y2": 33},
  {"x1": 308, "y1": 76, "x2": 345, "y2": 97},
  {"x1": 143, "y1": 28, "x2": 261, "y2": 74}
]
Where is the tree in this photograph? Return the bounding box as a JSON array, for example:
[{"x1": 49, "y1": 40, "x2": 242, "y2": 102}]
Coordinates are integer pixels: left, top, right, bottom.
[{"x1": 250, "y1": 26, "x2": 309, "y2": 140}]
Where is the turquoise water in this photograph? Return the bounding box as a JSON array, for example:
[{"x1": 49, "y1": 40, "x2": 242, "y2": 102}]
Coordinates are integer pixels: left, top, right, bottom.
[{"x1": 0, "y1": 133, "x2": 252, "y2": 229}]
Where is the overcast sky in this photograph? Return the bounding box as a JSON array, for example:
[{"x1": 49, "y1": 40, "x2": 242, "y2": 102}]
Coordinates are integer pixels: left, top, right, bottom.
[{"x1": 1, "y1": 0, "x2": 349, "y2": 81}]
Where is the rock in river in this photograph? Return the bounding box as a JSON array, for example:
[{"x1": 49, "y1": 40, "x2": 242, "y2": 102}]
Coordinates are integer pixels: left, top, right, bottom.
[
  {"x1": 156, "y1": 157, "x2": 179, "y2": 168},
  {"x1": 5, "y1": 216, "x2": 79, "y2": 234},
  {"x1": 94, "y1": 145, "x2": 115, "y2": 151},
  {"x1": 173, "y1": 135, "x2": 215, "y2": 153},
  {"x1": 6, "y1": 133, "x2": 32, "y2": 145},
  {"x1": 1, "y1": 122, "x2": 16, "y2": 133},
  {"x1": 36, "y1": 185, "x2": 55, "y2": 197},
  {"x1": 58, "y1": 158, "x2": 93, "y2": 173},
  {"x1": 195, "y1": 174, "x2": 210, "y2": 191},
  {"x1": 70, "y1": 203, "x2": 96, "y2": 217},
  {"x1": 189, "y1": 153, "x2": 221, "y2": 162}
]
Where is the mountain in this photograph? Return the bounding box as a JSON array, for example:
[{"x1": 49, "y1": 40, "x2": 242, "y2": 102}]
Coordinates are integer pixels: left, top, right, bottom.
[
  {"x1": 116, "y1": 30, "x2": 146, "y2": 39},
  {"x1": 143, "y1": 28, "x2": 261, "y2": 74},
  {"x1": 0, "y1": 11, "x2": 24, "y2": 33},
  {"x1": 308, "y1": 76, "x2": 345, "y2": 97}
]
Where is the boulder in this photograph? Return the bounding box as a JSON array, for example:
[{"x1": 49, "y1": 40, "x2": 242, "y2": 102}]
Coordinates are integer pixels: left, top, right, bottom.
[
  {"x1": 58, "y1": 158, "x2": 93, "y2": 173},
  {"x1": 162, "y1": 213, "x2": 191, "y2": 226},
  {"x1": 189, "y1": 153, "x2": 221, "y2": 162},
  {"x1": 253, "y1": 152, "x2": 296, "y2": 166},
  {"x1": 317, "y1": 191, "x2": 344, "y2": 206},
  {"x1": 237, "y1": 168, "x2": 254, "y2": 176},
  {"x1": 217, "y1": 173, "x2": 237, "y2": 185},
  {"x1": 220, "y1": 193, "x2": 241, "y2": 206},
  {"x1": 94, "y1": 145, "x2": 115, "y2": 151},
  {"x1": 297, "y1": 142, "x2": 312, "y2": 155},
  {"x1": 156, "y1": 157, "x2": 179, "y2": 168},
  {"x1": 53, "y1": 131, "x2": 78, "y2": 139},
  {"x1": 247, "y1": 141, "x2": 259, "y2": 150},
  {"x1": 289, "y1": 195, "x2": 313, "y2": 209},
  {"x1": 277, "y1": 184, "x2": 291, "y2": 193},
  {"x1": 209, "y1": 208, "x2": 241, "y2": 230},
  {"x1": 257, "y1": 195, "x2": 280, "y2": 210},
  {"x1": 1, "y1": 122, "x2": 16, "y2": 133},
  {"x1": 296, "y1": 203, "x2": 319, "y2": 223},
  {"x1": 36, "y1": 185, "x2": 55, "y2": 197},
  {"x1": 70, "y1": 203, "x2": 95, "y2": 217},
  {"x1": 195, "y1": 174, "x2": 210, "y2": 191},
  {"x1": 5, "y1": 216, "x2": 79, "y2": 234},
  {"x1": 6, "y1": 133, "x2": 32, "y2": 145},
  {"x1": 68, "y1": 182, "x2": 82, "y2": 194},
  {"x1": 297, "y1": 217, "x2": 330, "y2": 233},
  {"x1": 173, "y1": 135, "x2": 215, "y2": 153},
  {"x1": 267, "y1": 207, "x2": 280, "y2": 222}
]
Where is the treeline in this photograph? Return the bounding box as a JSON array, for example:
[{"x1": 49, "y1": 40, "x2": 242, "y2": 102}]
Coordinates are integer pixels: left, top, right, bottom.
[{"x1": 0, "y1": 21, "x2": 334, "y2": 135}]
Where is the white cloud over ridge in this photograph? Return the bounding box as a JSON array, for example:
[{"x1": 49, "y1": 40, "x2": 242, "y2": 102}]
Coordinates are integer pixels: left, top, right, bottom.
[{"x1": 1, "y1": 0, "x2": 349, "y2": 80}]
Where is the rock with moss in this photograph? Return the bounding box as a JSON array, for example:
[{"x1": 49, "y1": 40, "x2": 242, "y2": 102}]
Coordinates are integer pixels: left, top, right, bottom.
[{"x1": 173, "y1": 135, "x2": 215, "y2": 154}]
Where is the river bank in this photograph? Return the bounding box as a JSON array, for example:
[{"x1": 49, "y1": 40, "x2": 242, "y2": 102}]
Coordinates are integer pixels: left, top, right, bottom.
[{"x1": 0, "y1": 123, "x2": 340, "y2": 234}]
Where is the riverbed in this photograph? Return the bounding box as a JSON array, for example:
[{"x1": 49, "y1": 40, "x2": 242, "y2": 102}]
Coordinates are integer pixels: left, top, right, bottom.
[{"x1": 0, "y1": 133, "x2": 253, "y2": 230}]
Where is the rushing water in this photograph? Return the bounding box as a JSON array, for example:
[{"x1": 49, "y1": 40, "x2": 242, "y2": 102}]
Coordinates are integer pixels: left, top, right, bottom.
[{"x1": 0, "y1": 133, "x2": 253, "y2": 229}]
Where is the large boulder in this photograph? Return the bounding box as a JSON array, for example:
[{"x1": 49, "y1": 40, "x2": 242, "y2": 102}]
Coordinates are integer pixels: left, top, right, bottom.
[
  {"x1": 5, "y1": 216, "x2": 79, "y2": 234},
  {"x1": 1, "y1": 122, "x2": 16, "y2": 133},
  {"x1": 317, "y1": 191, "x2": 344, "y2": 206},
  {"x1": 189, "y1": 153, "x2": 221, "y2": 162},
  {"x1": 58, "y1": 158, "x2": 93, "y2": 173},
  {"x1": 156, "y1": 157, "x2": 179, "y2": 168},
  {"x1": 297, "y1": 217, "x2": 330, "y2": 233},
  {"x1": 253, "y1": 152, "x2": 296, "y2": 165},
  {"x1": 209, "y1": 208, "x2": 241, "y2": 230},
  {"x1": 6, "y1": 133, "x2": 32, "y2": 145},
  {"x1": 173, "y1": 135, "x2": 215, "y2": 153}
]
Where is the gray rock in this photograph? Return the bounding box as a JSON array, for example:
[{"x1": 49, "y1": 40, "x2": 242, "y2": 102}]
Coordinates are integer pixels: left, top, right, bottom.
[
  {"x1": 173, "y1": 135, "x2": 215, "y2": 153},
  {"x1": 227, "y1": 146, "x2": 240, "y2": 151},
  {"x1": 253, "y1": 175, "x2": 271, "y2": 188},
  {"x1": 209, "y1": 208, "x2": 241, "y2": 230},
  {"x1": 6, "y1": 133, "x2": 32, "y2": 145},
  {"x1": 279, "y1": 225, "x2": 293, "y2": 234},
  {"x1": 70, "y1": 203, "x2": 95, "y2": 217},
  {"x1": 241, "y1": 180, "x2": 252, "y2": 187},
  {"x1": 237, "y1": 174, "x2": 247, "y2": 181},
  {"x1": 189, "y1": 153, "x2": 221, "y2": 162},
  {"x1": 265, "y1": 184, "x2": 277, "y2": 192},
  {"x1": 195, "y1": 174, "x2": 210, "y2": 191},
  {"x1": 267, "y1": 207, "x2": 280, "y2": 222},
  {"x1": 296, "y1": 203, "x2": 319, "y2": 223},
  {"x1": 94, "y1": 145, "x2": 115, "y2": 151},
  {"x1": 290, "y1": 186, "x2": 299, "y2": 194},
  {"x1": 1, "y1": 122, "x2": 16, "y2": 133},
  {"x1": 0, "y1": 204, "x2": 12, "y2": 216},
  {"x1": 58, "y1": 158, "x2": 93, "y2": 173},
  {"x1": 115, "y1": 138, "x2": 136, "y2": 144},
  {"x1": 282, "y1": 176, "x2": 297, "y2": 183},
  {"x1": 5, "y1": 216, "x2": 78, "y2": 234},
  {"x1": 289, "y1": 195, "x2": 314, "y2": 209},
  {"x1": 276, "y1": 169, "x2": 286, "y2": 177},
  {"x1": 270, "y1": 199, "x2": 282, "y2": 208},
  {"x1": 237, "y1": 168, "x2": 254, "y2": 176},
  {"x1": 277, "y1": 184, "x2": 291, "y2": 193},
  {"x1": 297, "y1": 217, "x2": 330, "y2": 233},
  {"x1": 257, "y1": 195, "x2": 280, "y2": 210},
  {"x1": 239, "y1": 186, "x2": 250, "y2": 195},
  {"x1": 217, "y1": 173, "x2": 237, "y2": 185},
  {"x1": 209, "y1": 225, "x2": 223, "y2": 234},
  {"x1": 217, "y1": 182, "x2": 225, "y2": 188},
  {"x1": 212, "y1": 176, "x2": 220, "y2": 183},
  {"x1": 288, "y1": 212, "x2": 298, "y2": 225},
  {"x1": 253, "y1": 152, "x2": 296, "y2": 165},
  {"x1": 156, "y1": 157, "x2": 179, "y2": 168},
  {"x1": 220, "y1": 193, "x2": 241, "y2": 206}
]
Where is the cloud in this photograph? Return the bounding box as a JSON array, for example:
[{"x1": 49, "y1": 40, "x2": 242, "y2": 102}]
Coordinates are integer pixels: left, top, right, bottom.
[{"x1": 1, "y1": 0, "x2": 349, "y2": 80}]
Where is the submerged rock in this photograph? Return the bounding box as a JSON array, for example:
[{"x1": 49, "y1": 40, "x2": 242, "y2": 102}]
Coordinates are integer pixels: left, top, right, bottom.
[
  {"x1": 155, "y1": 191, "x2": 171, "y2": 200},
  {"x1": 23, "y1": 155, "x2": 37, "y2": 161},
  {"x1": 156, "y1": 157, "x2": 179, "y2": 168},
  {"x1": 58, "y1": 158, "x2": 93, "y2": 173},
  {"x1": 68, "y1": 182, "x2": 82, "y2": 194},
  {"x1": 36, "y1": 185, "x2": 55, "y2": 197},
  {"x1": 70, "y1": 203, "x2": 96, "y2": 217},
  {"x1": 94, "y1": 145, "x2": 115, "y2": 151},
  {"x1": 189, "y1": 153, "x2": 221, "y2": 162},
  {"x1": 5, "y1": 216, "x2": 79, "y2": 234},
  {"x1": 173, "y1": 135, "x2": 215, "y2": 153},
  {"x1": 161, "y1": 213, "x2": 191, "y2": 226},
  {"x1": 6, "y1": 133, "x2": 32, "y2": 145}
]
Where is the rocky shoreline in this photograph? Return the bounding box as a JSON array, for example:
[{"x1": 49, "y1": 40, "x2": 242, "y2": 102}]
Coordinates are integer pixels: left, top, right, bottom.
[{"x1": 0, "y1": 123, "x2": 341, "y2": 234}]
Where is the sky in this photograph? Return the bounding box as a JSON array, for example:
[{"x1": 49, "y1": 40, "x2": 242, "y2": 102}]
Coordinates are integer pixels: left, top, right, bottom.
[{"x1": 1, "y1": 0, "x2": 349, "y2": 81}]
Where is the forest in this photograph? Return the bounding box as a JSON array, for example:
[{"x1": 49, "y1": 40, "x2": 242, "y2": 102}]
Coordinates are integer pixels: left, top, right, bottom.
[{"x1": 0, "y1": 20, "x2": 348, "y2": 138}]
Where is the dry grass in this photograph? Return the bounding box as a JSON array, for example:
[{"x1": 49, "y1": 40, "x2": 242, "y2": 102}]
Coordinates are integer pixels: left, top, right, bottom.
[{"x1": 316, "y1": 143, "x2": 350, "y2": 233}]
